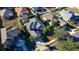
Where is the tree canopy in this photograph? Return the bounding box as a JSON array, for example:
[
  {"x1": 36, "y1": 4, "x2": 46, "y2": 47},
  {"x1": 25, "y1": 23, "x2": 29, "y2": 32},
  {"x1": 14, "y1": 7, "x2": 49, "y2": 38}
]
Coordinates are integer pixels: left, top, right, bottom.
[
  {"x1": 53, "y1": 27, "x2": 69, "y2": 40},
  {"x1": 58, "y1": 38, "x2": 79, "y2": 51}
]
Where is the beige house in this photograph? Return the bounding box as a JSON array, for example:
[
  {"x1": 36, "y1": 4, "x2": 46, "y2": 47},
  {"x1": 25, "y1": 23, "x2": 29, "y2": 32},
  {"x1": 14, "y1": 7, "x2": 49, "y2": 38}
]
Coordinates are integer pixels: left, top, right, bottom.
[{"x1": 41, "y1": 12, "x2": 54, "y2": 25}]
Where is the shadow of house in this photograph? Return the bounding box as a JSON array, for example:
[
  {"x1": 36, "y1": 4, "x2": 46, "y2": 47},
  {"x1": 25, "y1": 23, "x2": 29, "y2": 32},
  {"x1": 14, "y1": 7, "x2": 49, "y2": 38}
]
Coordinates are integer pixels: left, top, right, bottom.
[
  {"x1": 60, "y1": 10, "x2": 79, "y2": 25},
  {"x1": 72, "y1": 36, "x2": 79, "y2": 41},
  {"x1": 70, "y1": 15, "x2": 79, "y2": 25},
  {"x1": 24, "y1": 17, "x2": 49, "y2": 49},
  {"x1": 4, "y1": 34, "x2": 28, "y2": 51},
  {"x1": 45, "y1": 30, "x2": 54, "y2": 36}
]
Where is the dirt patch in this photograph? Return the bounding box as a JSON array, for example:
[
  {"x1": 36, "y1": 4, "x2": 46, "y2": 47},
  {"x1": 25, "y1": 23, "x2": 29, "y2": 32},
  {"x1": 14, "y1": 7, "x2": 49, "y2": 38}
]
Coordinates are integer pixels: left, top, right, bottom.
[{"x1": 2, "y1": 18, "x2": 18, "y2": 27}]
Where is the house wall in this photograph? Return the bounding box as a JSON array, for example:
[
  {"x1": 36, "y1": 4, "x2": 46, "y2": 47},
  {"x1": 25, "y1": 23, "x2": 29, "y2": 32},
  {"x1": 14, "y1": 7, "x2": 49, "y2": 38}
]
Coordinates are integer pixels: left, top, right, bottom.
[{"x1": 0, "y1": 28, "x2": 7, "y2": 44}]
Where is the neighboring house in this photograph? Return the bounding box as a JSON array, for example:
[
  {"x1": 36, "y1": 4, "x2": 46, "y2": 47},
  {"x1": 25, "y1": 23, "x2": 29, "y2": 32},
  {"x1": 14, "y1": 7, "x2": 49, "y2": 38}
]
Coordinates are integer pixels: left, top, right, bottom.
[
  {"x1": 24, "y1": 17, "x2": 44, "y2": 38},
  {"x1": 59, "y1": 10, "x2": 79, "y2": 24},
  {"x1": 41, "y1": 12, "x2": 67, "y2": 26},
  {"x1": 41, "y1": 12, "x2": 54, "y2": 25},
  {"x1": 59, "y1": 10, "x2": 79, "y2": 37},
  {"x1": 59, "y1": 10, "x2": 73, "y2": 23}
]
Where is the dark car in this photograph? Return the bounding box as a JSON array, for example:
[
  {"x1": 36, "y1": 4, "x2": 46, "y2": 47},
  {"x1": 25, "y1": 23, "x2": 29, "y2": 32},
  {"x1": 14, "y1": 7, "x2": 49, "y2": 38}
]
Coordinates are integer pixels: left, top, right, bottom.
[{"x1": 3, "y1": 9, "x2": 17, "y2": 20}]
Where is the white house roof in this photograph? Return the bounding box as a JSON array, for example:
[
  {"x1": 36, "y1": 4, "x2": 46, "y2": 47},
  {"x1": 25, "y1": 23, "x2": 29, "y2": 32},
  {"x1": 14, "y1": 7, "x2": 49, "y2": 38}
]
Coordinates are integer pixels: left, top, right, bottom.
[
  {"x1": 59, "y1": 10, "x2": 72, "y2": 22},
  {"x1": 42, "y1": 13, "x2": 53, "y2": 21}
]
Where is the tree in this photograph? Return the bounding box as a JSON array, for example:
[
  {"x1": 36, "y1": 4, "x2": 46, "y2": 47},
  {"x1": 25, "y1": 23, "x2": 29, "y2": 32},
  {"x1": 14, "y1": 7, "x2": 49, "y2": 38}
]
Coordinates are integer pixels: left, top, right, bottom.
[
  {"x1": 58, "y1": 38, "x2": 79, "y2": 51},
  {"x1": 43, "y1": 26, "x2": 50, "y2": 34},
  {"x1": 25, "y1": 36, "x2": 36, "y2": 51},
  {"x1": 54, "y1": 27, "x2": 69, "y2": 40},
  {"x1": 51, "y1": 19, "x2": 57, "y2": 28}
]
